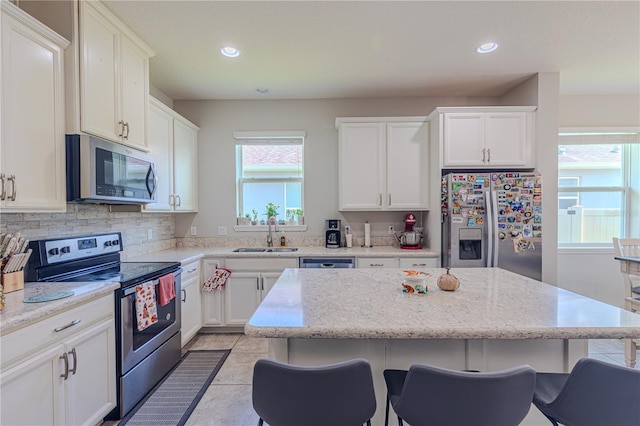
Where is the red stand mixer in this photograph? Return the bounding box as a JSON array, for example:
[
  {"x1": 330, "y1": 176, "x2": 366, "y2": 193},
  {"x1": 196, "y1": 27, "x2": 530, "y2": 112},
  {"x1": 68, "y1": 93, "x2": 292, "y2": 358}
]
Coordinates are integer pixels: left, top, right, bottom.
[{"x1": 396, "y1": 213, "x2": 423, "y2": 249}]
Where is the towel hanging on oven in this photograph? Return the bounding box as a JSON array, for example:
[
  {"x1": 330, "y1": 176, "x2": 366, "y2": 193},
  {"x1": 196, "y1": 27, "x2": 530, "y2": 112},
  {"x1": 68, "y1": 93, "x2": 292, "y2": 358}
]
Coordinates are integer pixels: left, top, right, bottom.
[
  {"x1": 136, "y1": 281, "x2": 158, "y2": 331},
  {"x1": 158, "y1": 273, "x2": 175, "y2": 306},
  {"x1": 202, "y1": 267, "x2": 231, "y2": 292}
]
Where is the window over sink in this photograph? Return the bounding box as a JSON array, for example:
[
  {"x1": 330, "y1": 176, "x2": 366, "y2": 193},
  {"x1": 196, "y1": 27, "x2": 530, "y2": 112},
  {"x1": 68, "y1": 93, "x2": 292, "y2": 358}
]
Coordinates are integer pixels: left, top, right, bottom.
[{"x1": 234, "y1": 131, "x2": 305, "y2": 228}]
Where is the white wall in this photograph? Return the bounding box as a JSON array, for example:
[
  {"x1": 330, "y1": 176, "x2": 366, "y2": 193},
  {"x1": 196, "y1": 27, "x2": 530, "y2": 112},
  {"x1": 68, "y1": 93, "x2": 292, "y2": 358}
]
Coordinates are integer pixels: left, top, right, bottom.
[
  {"x1": 557, "y1": 94, "x2": 640, "y2": 305},
  {"x1": 172, "y1": 96, "x2": 497, "y2": 246}
]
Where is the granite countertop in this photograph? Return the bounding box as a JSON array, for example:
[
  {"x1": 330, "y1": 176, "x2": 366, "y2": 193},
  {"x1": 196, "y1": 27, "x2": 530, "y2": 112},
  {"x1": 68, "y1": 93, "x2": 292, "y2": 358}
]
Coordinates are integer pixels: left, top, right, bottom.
[
  {"x1": 127, "y1": 246, "x2": 439, "y2": 264},
  {"x1": 1, "y1": 281, "x2": 119, "y2": 335},
  {"x1": 245, "y1": 267, "x2": 640, "y2": 340}
]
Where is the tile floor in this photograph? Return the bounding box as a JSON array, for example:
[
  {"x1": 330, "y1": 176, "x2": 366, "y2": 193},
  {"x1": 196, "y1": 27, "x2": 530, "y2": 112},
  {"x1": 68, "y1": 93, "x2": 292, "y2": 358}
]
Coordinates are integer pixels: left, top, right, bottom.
[{"x1": 106, "y1": 335, "x2": 638, "y2": 426}]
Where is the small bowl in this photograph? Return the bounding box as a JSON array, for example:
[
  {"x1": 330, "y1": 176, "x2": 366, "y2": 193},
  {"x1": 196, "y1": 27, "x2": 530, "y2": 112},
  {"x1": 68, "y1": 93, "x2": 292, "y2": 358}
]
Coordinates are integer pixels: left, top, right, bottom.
[
  {"x1": 400, "y1": 270, "x2": 430, "y2": 282},
  {"x1": 401, "y1": 281, "x2": 428, "y2": 295}
]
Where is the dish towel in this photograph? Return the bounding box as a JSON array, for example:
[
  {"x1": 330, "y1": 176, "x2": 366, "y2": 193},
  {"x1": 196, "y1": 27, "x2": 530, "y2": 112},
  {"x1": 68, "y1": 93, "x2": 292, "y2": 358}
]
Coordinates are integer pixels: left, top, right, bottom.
[
  {"x1": 136, "y1": 281, "x2": 158, "y2": 331},
  {"x1": 158, "y1": 273, "x2": 175, "y2": 306},
  {"x1": 202, "y1": 267, "x2": 231, "y2": 292}
]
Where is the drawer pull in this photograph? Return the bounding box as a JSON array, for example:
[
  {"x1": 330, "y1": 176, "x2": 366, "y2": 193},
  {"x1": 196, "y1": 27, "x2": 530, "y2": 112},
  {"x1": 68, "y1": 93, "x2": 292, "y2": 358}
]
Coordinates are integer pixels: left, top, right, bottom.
[
  {"x1": 370, "y1": 263, "x2": 384, "y2": 267},
  {"x1": 182, "y1": 288, "x2": 187, "y2": 302},
  {"x1": 412, "y1": 263, "x2": 427, "y2": 267},
  {"x1": 68, "y1": 348, "x2": 78, "y2": 375},
  {"x1": 187, "y1": 268, "x2": 197, "y2": 273},
  {"x1": 60, "y1": 353, "x2": 69, "y2": 380},
  {"x1": 54, "y1": 319, "x2": 81, "y2": 332}
]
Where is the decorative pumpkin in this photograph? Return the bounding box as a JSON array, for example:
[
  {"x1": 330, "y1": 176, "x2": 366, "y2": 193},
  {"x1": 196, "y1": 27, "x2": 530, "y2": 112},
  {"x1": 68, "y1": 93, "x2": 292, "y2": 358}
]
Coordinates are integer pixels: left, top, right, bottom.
[{"x1": 437, "y1": 268, "x2": 460, "y2": 291}]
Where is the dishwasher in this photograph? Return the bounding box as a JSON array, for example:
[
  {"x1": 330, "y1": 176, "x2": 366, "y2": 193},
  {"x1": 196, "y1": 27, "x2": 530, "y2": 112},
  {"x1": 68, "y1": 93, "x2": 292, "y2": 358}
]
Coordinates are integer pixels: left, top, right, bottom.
[{"x1": 299, "y1": 257, "x2": 356, "y2": 268}]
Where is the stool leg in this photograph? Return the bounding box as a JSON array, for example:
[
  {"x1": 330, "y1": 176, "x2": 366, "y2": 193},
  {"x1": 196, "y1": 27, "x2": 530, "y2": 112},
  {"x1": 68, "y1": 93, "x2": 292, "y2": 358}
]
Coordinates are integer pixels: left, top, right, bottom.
[
  {"x1": 625, "y1": 338, "x2": 637, "y2": 368},
  {"x1": 385, "y1": 396, "x2": 390, "y2": 426}
]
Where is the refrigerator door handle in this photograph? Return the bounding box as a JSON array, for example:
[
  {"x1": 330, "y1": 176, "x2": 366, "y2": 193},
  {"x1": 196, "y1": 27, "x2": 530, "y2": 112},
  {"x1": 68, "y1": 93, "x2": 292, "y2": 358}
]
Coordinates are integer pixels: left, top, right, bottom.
[
  {"x1": 491, "y1": 190, "x2": 500, "y2": 267},
  {"x1": 485, "y1": 189, "x2": 493, "y2": 267}
]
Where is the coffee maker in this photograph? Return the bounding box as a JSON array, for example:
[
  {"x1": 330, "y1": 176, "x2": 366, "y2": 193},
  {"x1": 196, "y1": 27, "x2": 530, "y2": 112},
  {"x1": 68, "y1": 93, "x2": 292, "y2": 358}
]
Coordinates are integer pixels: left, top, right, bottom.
[{"x1": 325, "y1": 219, "x2": 341, "y2": 248}]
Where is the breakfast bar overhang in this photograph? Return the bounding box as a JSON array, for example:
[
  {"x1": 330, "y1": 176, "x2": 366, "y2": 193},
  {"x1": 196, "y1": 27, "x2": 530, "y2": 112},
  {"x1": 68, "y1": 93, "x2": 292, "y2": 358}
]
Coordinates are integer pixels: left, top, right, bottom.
[{"x1": 245, "y1": 268, "x2": 640, "y2": 425}]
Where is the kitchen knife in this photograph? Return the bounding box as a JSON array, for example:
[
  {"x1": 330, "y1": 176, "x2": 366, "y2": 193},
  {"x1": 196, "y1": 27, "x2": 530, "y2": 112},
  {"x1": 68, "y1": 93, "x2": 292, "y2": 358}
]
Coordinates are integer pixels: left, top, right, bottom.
[
  {"x1": 17, "y1": 249, "x2": 32, "y2": 271},
  {"x1": 3, "y1": 254, "x2": 17, "y2": 273},
  {"x1": 0, "y1": 234, "x2": 12, "y2": 257},
  {"x1": 2, "y1": 237, "x2": 16, "y2": 260},
  {"x1": 17, "y1": 238, "x2": 29, "y2": 254}
]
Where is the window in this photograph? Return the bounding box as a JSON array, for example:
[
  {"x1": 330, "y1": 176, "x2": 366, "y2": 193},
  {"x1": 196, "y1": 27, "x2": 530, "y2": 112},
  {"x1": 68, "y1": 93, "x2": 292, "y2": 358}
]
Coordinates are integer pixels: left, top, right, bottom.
[
  {"x1": 234, "y1": 131, "x2": 304, "y2": 225},
  {"x1": 558, "y1": 131, "x2": 640, "y2": 247}
]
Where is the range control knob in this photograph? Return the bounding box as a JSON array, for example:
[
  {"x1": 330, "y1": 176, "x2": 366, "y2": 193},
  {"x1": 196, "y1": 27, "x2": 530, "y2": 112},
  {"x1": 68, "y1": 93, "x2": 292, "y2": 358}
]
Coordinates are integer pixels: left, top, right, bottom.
[
  {"x1": 111, "y1": 240, "x2": 119, "y2": 246},
  {"x1": 48, "y1": 247, "x2": 60, "y2": 255},
  {"x1": 104, "y1": 241, "x2": 112, "y2": 247},
  {"x1": 60, "y1": 246, "x2": 71, "y2": 254}
]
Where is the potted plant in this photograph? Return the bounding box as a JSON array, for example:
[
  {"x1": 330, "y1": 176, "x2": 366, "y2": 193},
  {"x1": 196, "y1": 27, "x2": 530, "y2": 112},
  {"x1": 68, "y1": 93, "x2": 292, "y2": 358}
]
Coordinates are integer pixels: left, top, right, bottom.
[
  {"x1": 295, "y1": 209, "x2": 304, "y2": 225},
  {"x1": 286, "y1": 210, "x2": 295, "y2": 225},
  {"x1": 251, "y1": 209, "x2": 259, "y2": 225},
  {"x1": 244, "y1": 213, "x2": 251, "y2": 225},
  {"x1": 237, "y1": 213, "x2": 244, "y2": 225},
  {"x1": 264, "y1": 202, "x2": 279, "y2": 222}
]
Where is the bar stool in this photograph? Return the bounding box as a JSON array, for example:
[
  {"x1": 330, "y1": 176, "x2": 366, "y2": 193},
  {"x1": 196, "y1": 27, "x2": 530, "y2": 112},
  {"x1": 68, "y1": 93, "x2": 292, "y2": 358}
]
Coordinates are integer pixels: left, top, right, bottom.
[
  {"x1": 533, "y1": 358, "x2": 640, "y2": 426},
  {"x1": 383, "y1": 363, "x2": 536, "y2": 426},
  {"x1": 252, "y1": 358, "x2": 376, "y2": 426}
]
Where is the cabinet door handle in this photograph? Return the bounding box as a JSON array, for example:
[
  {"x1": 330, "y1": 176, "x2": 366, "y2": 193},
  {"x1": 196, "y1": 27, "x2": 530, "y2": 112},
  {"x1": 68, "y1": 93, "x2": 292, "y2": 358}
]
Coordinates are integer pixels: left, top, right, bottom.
[
  {"x1": 54, "y1": 319, "x2": 81, "y2": 332},
  {"x1": 176, "y1": 195, "x2": 182, "y2": 207},
  {"x1": 482, "y1": 148, "x2": 486, "y2": 162},
  {"x1": 7, "y1": 175, "x2": 16, "y2": 201},
  {"x1": 0, "y1": 173, "x2": 5, "y2": 200},
  {"x1": 60, "y1": 353, "x2": 69, "y2": 380},
  {"x1": 169, "y1": 194, "x2": 175, "y2": 206},
  {"x1": 379, "y1": 194, "x2": 382, "y2": 206},
  {"x1": 256, "y1": 277, "x2": 260, "y2": 291},
  {"x1": 181, "y1": 288, "x2": 187, "y2": 302},
  {"x1": 118, "y1": 120, "x2": 125, "y2": 137},
  {"x1": 487, "y1": 148, "x2": 491, "y2": 162},
  {"x1": 68, "y1": 348, "x2": 78, "y2": 375},
  {"x1": 388, "y1": 193, "x2": 391, "y2": 206},
  {"x1": 124, "y1": 122, "x2": 130, "y2": 140}
]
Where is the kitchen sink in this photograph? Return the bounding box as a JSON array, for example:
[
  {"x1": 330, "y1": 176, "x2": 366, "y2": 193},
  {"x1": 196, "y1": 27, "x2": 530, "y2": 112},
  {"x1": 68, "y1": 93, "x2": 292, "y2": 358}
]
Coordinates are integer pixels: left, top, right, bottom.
[{"x1": 232, "y1": 247, "x2": 298, "y2": 253}]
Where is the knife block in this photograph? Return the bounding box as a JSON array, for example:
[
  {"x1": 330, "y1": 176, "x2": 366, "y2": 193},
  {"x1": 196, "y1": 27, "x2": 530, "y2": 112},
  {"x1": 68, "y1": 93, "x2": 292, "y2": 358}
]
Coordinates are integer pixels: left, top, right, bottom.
[{"x1": 1, "y1": 270, "x2": 24, "y2": 293}]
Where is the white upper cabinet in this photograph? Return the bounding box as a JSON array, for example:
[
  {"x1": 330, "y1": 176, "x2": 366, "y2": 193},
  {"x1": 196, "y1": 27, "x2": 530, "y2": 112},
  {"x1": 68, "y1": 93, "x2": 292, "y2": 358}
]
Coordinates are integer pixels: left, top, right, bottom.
[
  {"x1": 337, "y1": 118, "x2": 429, "y2": 211},
  {"x1": 79, "y1": 0, "x2": 153, "y2": 150},
  {"x1": 0, "y1": 2, "x2": 69, "y2": 212},
  {"x1": 433, "y1": 107, "x2": 536, "y2": 169},
  {"x1": 145, "y1": 97, "x2": 199, "y2": 213}
]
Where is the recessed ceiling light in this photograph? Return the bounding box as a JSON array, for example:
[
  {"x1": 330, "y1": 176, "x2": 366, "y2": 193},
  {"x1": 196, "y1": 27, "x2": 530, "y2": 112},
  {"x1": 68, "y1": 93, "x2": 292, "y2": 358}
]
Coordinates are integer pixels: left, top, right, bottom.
[
  {"x1": 256, "y1": 88, "x2": 269, "y2": 94},
  {"x1": 477, "y1": 42, "x2": 498, "y2": 54},
  {"x1": 220, "y1": 46, "x2": 240, "y2": 58}
]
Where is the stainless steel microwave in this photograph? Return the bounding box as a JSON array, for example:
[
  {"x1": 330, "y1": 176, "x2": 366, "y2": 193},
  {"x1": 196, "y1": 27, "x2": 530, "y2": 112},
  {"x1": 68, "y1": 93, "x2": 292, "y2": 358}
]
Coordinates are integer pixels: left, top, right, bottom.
[{"x1": 66, "y1": 134, "x2": 157, "y2": 204}]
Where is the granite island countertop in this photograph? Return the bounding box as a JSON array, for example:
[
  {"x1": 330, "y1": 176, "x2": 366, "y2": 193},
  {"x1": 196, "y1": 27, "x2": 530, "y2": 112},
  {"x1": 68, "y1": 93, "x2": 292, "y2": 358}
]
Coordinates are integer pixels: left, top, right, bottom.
[
  {"x1": 245, "y1": 267, "x2": 640, "y2": 340},
  {"x1": 1, "y1": 281, "x2": 119, "y2": 335}
]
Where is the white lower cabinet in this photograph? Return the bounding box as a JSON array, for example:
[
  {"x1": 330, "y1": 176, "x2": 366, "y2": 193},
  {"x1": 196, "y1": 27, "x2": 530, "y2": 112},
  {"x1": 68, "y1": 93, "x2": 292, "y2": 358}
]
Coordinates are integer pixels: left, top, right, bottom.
[
  {"x1": 180, "y1": 260, "x2": 201, "y2": 346},
  {"x1": 223, "y1": 258, "x2": 298, "y2": 326},
  {"x1": 0, "y1": 295, "x2": 116, "y2": 426},
  {"x1": 202, "y1": 258, "x2": 224, "y2": 326}
]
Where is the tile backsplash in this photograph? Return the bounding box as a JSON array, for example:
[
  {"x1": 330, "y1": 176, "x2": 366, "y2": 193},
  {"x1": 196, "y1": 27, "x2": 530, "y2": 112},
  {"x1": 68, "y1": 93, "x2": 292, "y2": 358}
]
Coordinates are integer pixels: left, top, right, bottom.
[{"x1": 0, "y1": 204, "x2": 175, "y2": 259}]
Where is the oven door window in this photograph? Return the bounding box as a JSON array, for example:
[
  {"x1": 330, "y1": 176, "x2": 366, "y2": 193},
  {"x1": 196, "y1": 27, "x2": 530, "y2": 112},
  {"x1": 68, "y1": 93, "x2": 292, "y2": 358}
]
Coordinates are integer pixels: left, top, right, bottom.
[{"x1": 95, "y1": 147, "x2": 155, "y2": 200}]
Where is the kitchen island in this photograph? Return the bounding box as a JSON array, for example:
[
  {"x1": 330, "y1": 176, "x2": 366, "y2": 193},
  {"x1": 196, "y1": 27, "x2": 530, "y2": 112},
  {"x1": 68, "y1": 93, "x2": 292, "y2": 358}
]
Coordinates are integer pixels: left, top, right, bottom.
[{"x1": 245, "y1": 267, "x2": 640, "y2": 426}]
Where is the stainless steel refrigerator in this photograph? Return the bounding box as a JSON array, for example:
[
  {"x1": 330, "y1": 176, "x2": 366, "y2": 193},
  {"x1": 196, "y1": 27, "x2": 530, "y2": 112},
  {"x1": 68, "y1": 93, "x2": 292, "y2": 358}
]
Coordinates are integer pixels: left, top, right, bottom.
[{"x1": 441, "y1": 172, "x2": 542, "y2": 281}]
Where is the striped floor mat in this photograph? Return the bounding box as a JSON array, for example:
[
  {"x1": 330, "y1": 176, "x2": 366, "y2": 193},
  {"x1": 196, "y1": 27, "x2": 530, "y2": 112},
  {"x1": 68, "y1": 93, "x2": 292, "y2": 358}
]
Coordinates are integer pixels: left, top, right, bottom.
[{"x1": 120, "y1": 349, "x2": 231, "y2": 426}]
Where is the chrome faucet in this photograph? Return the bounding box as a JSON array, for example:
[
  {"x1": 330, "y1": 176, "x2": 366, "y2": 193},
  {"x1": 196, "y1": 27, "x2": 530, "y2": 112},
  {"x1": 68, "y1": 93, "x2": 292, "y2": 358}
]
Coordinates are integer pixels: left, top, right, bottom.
[{"x1": 266, "y1": 216, "x2": 277, "y2": 247}]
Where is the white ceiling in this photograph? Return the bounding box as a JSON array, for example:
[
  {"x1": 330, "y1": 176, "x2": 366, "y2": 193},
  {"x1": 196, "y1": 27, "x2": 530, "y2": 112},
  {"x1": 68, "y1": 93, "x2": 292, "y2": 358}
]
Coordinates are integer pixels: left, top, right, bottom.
[{"x1": 102, "y1": 0, "x2": 640, "y2": 101}]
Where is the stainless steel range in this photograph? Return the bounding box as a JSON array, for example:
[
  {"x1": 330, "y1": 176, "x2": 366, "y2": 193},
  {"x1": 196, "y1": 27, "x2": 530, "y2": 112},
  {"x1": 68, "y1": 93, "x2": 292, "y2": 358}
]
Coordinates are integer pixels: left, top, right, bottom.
[{"x1": 25, "y1": 232, "x2": 182, "y2": 420}]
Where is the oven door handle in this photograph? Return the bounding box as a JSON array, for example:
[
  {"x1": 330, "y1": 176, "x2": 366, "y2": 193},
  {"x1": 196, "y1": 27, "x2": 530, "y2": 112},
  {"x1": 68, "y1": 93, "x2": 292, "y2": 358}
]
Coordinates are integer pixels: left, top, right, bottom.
[{"x1": 124, "y1": 286, "x2": 139, "y2": 296}]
